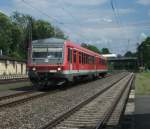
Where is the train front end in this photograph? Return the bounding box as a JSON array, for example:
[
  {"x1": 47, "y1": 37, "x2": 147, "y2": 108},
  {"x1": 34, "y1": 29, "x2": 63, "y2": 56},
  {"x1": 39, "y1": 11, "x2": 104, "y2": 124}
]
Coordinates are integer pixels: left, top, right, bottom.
[{"x1": 27, "y1": 38, "x2": 66, "y2": 89}]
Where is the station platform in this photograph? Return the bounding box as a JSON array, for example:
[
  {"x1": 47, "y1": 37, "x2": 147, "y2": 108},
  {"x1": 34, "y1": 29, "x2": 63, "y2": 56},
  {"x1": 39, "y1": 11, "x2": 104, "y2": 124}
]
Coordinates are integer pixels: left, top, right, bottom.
[{"x1": 135, "y1": 95, "x2": 150, "y2": 129}]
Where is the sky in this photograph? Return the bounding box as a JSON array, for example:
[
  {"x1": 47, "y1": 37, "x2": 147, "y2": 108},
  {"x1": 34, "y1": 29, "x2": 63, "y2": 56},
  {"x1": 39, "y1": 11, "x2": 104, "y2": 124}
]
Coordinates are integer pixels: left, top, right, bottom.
[{"x1": 0, "y1": 0, "x2": 150, "y2": 55}]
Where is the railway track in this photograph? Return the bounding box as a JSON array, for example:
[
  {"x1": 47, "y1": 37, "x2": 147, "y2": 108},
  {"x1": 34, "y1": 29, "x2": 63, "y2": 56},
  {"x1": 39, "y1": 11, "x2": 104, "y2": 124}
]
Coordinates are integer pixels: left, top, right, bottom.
[
  {"x1": 0, "y1": 90, "x2": 58, "y2": 109},
  {"x1": 41, "y1": 73, "x2": 134, "y2": 129},
  {"x1": 0, "y1": 73, "x2": 125, "y2": 110}
]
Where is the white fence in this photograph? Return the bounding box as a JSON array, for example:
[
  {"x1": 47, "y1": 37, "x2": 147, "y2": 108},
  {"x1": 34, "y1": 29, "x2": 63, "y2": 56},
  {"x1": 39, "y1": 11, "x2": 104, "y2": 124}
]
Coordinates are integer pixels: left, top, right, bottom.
[{"x1": 0, "y1": 74, "x2": 28, "y2": 80}]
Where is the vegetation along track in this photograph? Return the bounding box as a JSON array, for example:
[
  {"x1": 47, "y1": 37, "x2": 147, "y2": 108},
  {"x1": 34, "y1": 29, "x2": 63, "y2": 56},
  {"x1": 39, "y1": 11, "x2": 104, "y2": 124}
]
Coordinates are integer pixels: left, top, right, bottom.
[{"x1": 41, "y1": 73, "x2": 134, "y2": 129}]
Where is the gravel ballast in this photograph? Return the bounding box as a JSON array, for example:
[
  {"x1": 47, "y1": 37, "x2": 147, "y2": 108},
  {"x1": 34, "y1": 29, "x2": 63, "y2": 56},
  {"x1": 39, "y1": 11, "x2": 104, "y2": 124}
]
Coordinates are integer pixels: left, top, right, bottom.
[{"x1": 0, "y1": 73, "x2": 127, "y2": 129}]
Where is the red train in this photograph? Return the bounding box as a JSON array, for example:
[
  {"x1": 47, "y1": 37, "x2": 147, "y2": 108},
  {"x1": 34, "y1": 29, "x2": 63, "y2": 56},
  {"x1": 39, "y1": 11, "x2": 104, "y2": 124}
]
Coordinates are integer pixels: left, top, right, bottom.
[{"x1": 27, "y1": 38, "x2": 108, "y2": 89}]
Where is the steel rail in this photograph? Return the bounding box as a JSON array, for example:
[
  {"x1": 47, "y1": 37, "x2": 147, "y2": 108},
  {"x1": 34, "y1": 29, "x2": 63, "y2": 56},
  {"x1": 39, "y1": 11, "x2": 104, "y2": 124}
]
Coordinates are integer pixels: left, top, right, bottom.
[
  {"x1": 0, "y1": 90, "x2": 59, "y2": 109},
  {"x1": 95, "y1": 73, "x2": 134, "y2": 129},
  {"x1": 0, "y1": 91, "x2": 34, "y2": 101},
  {"x1": 41, "y1": 73, "x2": 129, "y2": 129},
  {"x1": 0, "y1": 73, "x2": 121, "y2": 109}
]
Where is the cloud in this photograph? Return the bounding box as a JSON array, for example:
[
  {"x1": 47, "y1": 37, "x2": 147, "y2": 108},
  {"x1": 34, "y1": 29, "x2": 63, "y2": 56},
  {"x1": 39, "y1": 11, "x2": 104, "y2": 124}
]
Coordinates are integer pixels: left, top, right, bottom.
[
  {"x1": 139, "y1": 32, "x2": 147, "y2": 41},
  {"x1": 117, "y1": 8, "x2": 135, "y2": 15},
  {"x1": 63, "y1": 0, "x2": 108, "y2": 6},
  {"x1": 137, "y1": 0, "x2": 150, "y2": 5},
  {"x1": 0, "y1": 9, "x2": 5, "y2": 14},
  {"x1": 2, "y1": 0, "x2": 147, "y2": 54},
  {"x1": 86, "y1": 17, "x2": 112, "y2": 23}
]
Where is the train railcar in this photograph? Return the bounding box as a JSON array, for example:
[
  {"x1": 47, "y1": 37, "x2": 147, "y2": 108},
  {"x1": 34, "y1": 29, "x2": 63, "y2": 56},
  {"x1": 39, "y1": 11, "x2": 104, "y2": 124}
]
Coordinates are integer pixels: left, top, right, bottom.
[{"x1": 27, "y1": 38, "x2": 108, "y2": 89}]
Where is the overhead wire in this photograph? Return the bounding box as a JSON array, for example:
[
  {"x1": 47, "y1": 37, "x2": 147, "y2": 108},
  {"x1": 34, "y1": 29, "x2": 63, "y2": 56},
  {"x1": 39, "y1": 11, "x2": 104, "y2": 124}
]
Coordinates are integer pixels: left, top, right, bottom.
[
  {"x1": 110, "y1": 0, "x2": 131, "y2": 53},
  {"x1": 22, "y1": 0, "x2": 64, "y2": 25},
  {"x1": 21, "y1": 0, "x2": 89, "y2": 43},
  {"x1": 56, "y1": 0, "x2": 89, "y2": 41}
]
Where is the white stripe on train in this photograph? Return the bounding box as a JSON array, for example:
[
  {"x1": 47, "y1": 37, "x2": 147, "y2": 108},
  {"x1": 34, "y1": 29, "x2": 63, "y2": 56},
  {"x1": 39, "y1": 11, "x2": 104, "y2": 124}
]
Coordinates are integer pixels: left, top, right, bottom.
[{"x1": 62, "y1": 69, "x2": 107, "y2": 74}]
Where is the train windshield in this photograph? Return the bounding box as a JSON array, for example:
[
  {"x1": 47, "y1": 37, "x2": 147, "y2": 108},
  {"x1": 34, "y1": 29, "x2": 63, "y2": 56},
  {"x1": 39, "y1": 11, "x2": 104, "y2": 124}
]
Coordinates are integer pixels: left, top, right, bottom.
[
  {"x1": 32, "y1": 47, "x2": 62, "y2": 58},
  {"x1": 32, "y1": 46, "x2": 64, "y2": 64}
]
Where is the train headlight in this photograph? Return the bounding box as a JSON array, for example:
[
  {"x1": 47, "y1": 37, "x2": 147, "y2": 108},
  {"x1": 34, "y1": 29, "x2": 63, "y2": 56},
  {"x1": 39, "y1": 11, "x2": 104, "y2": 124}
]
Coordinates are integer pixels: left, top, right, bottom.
[
  {"x1": 57, "y1": 67, "x2": 61, "y2": 71},
  {"x1": 32, "y1": 67, "x2": 36, "y2": 71}
]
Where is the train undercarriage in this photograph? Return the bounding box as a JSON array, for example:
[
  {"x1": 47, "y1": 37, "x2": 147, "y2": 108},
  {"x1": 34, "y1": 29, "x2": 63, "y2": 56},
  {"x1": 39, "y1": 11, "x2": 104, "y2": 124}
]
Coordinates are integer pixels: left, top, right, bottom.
[{"x1": 28, "y1": 70, "x2": 107, "y2": 90}]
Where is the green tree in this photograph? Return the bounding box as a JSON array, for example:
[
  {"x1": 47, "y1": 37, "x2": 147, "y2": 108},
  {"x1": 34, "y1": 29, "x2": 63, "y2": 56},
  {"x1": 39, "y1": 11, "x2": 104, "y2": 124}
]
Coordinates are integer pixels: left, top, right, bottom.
[
  {"x1": 0, "y1": 12, "x2": 13, "y2": 55},
  {"x1": 81, "y1": 43, "x2": 101, "y2": 54},
  {"x1": 10, "y1": 23, "x2": 24, "y2": 59},
  {"x1": 0, "y1": 11, "x2": 67, "y2": 59},
  {"x1": 32, "y1": 20, "x2": 55, "y2": 40},
  {"x1": 11, "y1": 12, "x2": 34, "y2": 59},
  {"x1": 54, "y1": 27, "x2": 68, "y2": 39},
  {"x1": 138, "y1": 37, "x2": 150, "y2": 69},
  {"x1": 101, "y1": 48, "x2": 110, "y2": 54},
  {"x1": 124, "y1": 51, "x2": 137, "y2": 57}
]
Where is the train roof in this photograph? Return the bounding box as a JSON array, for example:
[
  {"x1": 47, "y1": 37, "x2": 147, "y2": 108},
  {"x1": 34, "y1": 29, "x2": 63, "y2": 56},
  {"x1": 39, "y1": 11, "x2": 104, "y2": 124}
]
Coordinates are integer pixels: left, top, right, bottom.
[{"x1": 32, "y1": 38, "x2": 65, "y2": 44}]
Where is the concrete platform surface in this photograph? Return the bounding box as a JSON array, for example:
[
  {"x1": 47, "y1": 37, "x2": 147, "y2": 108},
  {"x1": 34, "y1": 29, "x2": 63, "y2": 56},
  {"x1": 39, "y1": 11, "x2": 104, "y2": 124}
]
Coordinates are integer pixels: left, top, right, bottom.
[{"x1": 135, "y1": 95, "x2": 150, "y2": 129}]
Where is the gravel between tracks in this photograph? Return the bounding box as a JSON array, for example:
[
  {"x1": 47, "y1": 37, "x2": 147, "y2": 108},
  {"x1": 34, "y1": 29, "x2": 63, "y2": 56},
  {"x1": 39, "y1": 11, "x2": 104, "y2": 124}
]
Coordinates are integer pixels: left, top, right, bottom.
[
  {"x1": 0, "y1": 91, "x2": 44, "y2": 106},
  {"x1": 0, "y1": 73, "x2": 128, "y2": 129},
  {"x1": 52, "y1": 74, "x2": 132, "y2": 129}
]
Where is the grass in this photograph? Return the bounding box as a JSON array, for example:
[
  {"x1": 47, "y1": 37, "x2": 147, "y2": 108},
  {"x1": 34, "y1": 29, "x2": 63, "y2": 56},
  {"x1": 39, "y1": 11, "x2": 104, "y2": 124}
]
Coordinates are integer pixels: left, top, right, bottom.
[
  {"x1": 0, "y1": 81, "x2": 32, "y2": 91},
  {"x1": 135, "y1": 72, "x2": 150, "y2": 95}
]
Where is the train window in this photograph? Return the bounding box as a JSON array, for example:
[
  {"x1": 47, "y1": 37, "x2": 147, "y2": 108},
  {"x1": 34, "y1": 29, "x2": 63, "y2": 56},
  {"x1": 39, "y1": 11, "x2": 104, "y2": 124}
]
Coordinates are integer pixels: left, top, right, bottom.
[
  {"x1": 32, "y1": 47, "x2": 47, "y2": 58},
  {"x1": 79, "y1": 52, "x2": 81, "y2": 64},
  {"x1": 101, "y1": 59, "x2": 104, "y2": 65},
  {"x1": 68, "y1": 48, "x2": 72, "y2": 63},
  {"x1": 94, "y1": 57, "x2": 95, "y2": 64},
  {"x1": 88, "y1": 55, "x2": 90, "y2": 64},
  {"x1": 70, "y1": 49, "x2": 72, "y2": 63},
  {"x1": 103, "y1": 60, "x2": 106, "y2": 65},
  {"x1": 67, "y1": 48, "x2": 70, "y2": 61},
  {"x1": 84, "y1": 54, "x2": 86, "y2": 64},
  {"x1": 89, "y1": 56, "x2": 90, "y2": 64},
  {"x1": 32, "y1": 47, "x2": 63, "y2": 59},
  {"x1": 86, "y1": 54, "x2": 87, "y2": 64},
  {"x1": 73, "y1": 50, "x2": 76, "y2": 63},
  {"x1": 83, "y1": 53, "x2": 85, "y2": 64},
  {"x1": 87, "y1": 55, "x2": 89, "y2": 64},
  {"x1": 89, "y1": 56, "x2": 91, "y2": 64},
  {"x1": 81, "y1": 52, "x2": 83, "y2": 64}
]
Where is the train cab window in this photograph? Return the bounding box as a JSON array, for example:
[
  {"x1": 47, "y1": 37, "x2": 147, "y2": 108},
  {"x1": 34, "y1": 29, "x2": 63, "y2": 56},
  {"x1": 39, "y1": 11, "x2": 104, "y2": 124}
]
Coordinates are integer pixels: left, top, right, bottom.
[
  {"x1": 73, "y1": 50, "x2": 76, "y2": 63},
  {"x1": 68, "y1": 48, "x2": 72, "y2": 63}
]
